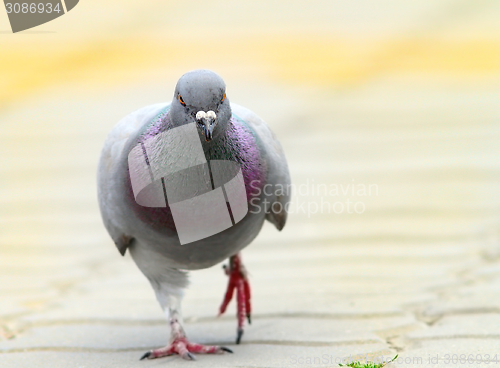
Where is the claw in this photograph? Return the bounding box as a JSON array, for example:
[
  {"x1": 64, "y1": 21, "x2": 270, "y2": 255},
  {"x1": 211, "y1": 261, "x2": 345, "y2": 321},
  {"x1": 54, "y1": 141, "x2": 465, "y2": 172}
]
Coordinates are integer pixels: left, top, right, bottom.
[
  {"x1": 236, "y1": 328, "x2": 244, "y2": 344},
  {"x1": 143, "y1": 338, "x2": 229, "y2": 360},
  {"x1": 144, "y1": 316, "x2": 231, "y2": 360},
  {"x1": 139, "y1": 351, "x2": 152, "y2": 360},
  {"x1": 247, "y1": 313, "x2": 251, "y2": 324}
]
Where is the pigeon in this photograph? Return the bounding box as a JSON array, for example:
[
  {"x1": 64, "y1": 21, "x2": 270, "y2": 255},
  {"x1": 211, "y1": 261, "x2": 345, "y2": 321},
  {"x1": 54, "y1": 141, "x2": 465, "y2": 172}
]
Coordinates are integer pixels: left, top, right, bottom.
[{"x1": 97, "y1": 69, "x2": 291, "y2": 360}]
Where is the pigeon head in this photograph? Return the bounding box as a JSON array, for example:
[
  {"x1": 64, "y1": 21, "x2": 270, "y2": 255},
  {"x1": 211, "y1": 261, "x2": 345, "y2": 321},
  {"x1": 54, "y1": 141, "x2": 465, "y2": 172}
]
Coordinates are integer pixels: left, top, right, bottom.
[{"x1": 170, "y1": 69, "x2": 231, "y2": 142}]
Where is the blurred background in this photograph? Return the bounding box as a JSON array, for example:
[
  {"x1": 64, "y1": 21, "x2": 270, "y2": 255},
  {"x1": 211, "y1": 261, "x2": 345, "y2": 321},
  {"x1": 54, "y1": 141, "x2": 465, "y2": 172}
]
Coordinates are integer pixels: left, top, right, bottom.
[{"x1": 1, "y1": 0, "x2": 500, "y2": 363}]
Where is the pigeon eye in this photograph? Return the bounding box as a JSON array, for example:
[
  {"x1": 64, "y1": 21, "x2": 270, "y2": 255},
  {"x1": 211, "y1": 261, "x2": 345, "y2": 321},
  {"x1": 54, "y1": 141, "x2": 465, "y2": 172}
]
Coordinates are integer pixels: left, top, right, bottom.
[
  {"x1": 178, "y1": 94, "x2": 186, "y2": 106},
  {"x1": 221, "y1": 93, "x2": 226, "y2": 103}
]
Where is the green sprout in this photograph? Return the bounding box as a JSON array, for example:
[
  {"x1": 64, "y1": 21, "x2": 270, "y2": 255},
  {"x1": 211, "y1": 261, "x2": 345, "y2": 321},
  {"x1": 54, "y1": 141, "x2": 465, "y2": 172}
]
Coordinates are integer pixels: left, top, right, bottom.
[{"x1": 339, "y1": 354, "x2": 398, "y2": 368}]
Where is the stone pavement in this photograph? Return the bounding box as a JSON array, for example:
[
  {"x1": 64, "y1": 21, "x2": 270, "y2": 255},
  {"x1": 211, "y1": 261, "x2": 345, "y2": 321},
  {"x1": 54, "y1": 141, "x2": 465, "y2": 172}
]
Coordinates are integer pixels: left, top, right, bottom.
[
  {"x1": 2, "y1": 2, "x2": 500, "y2": 367},
  {"x1": 1, "y1": 71, "x2": 500, "y2": 368}
]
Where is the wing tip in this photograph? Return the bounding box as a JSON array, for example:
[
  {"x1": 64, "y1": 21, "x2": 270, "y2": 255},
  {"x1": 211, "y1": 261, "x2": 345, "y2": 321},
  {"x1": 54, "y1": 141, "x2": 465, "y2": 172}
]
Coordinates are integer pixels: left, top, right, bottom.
[
  {"x1": 115, "y1": 234, "x2": 134, "y2": 256},
  {"x1": 266, "y1": 209, "x2": 288, "y2": 231}
]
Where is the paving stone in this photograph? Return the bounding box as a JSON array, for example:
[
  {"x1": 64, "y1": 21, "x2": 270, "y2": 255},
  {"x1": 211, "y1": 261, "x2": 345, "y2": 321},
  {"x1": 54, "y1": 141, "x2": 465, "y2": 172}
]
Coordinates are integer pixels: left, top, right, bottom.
[
  {"x1": 416, "y1": 286, "x2": 500, "y2": 319},
  {"x1": 2, "y1": 4, "x2": 500, "y2": 366},
  {"x1": 0, "y1": 343, "x2": 392, "y2": 368},
  {"x1": 0, "y1": 325, "x2": 169, "y2": 351},
  {"x1": 0, "y1": 318, "x2": 395, "y2": 351},
  {"x1": 405, "y1": 314, "x2": 500, "y2": 339},
  {"x1": 19, "y1": 298, "x2": 164, "y2": 324}
]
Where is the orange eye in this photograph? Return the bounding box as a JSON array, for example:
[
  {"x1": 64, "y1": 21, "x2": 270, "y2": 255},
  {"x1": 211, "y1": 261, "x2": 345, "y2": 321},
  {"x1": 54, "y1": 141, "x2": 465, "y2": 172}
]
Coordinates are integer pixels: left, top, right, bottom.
[
  {"x1": 221, "y1": 93, "x2": 226, "y2": 103},
  {"x1": 178, "y1": 94, "x2": 186, "y2": 106}
]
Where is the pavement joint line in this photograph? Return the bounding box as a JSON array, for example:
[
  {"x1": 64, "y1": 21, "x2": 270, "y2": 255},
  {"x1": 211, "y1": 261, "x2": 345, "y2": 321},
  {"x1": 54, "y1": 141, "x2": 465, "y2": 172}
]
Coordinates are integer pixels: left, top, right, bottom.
[
  {"x1": 0, "y1": 339, "x2": 386, "y2": 354},
  {"x1": 207, "y1": 312, "x2": 408, "y2": 320},
  {"x1": 385, "y1": 336, "x2": 406, "y2": 353},
  {"x1": 402, "y1": 309, "x2": 442, "y2": 326},
  {"x1": 254, "y1": 235, "x2": 479, "y2": 248},
  {"x1": 17, "y1": 319, "x2": 168, "y2": 327},
  {"x1": 413, "y1": 308, "x2": 500, "y2": 322},
  {"x1": 373, "y1": 323, "x2": 424, "y2": 339},
  {"x1": 0, "y1": 347, "x2": 155, "y2": 354},
  {"x1": 407, "y1": 334, "x2": 500, "y2": 341},
  {"x1": 240, "y1": 339, "x2": 384, "y2": 347},
  {"x1": 13, "y1": 312, "x2": 410, "y2": 329},
  {"x1": 4, "y1": 313, "x2": 415, "y2": 337},
  {"x1": 0, "y1": 312, "x2": 35, "y2": 324}
]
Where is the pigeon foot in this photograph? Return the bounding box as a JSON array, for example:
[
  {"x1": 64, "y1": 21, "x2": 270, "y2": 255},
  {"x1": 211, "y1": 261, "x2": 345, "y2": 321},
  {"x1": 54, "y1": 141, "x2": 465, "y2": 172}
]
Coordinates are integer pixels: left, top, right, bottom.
[
  {"x1": 140, "y1": 336, "x2": 232, "y2": 360},
  {"x1": 218, "y1": 253, "x2": 251, "y2": 344},
  {"x1": 140, "y1": 318, "x2": 232, "y2": 360}
]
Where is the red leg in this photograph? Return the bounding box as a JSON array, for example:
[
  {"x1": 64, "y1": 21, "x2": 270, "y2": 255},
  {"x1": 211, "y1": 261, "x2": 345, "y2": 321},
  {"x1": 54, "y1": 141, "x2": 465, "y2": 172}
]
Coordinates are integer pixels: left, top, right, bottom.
[
  {"x1": 218, "y1": 267, "x2": 236, "y2": 315},
  {"x1": 244, "y1": 278, "x2": 251, "y2": 323},
  {"x1": 219, "y1": 253, "x2": 251, "y2": 344}
]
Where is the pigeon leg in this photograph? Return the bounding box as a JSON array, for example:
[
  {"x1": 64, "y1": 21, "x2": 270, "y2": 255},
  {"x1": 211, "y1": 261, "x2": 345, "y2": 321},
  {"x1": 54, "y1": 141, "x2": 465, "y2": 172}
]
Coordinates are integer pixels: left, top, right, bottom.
[
  {"x1": 140, "y1": 314, "x2": 233, "y2": 360},
  {"x1": 129, "y1": 248, "x2": 233, "y2": 361},
  {"x1": 219, "y1": 253, "x2": 251, "y2": 344}
]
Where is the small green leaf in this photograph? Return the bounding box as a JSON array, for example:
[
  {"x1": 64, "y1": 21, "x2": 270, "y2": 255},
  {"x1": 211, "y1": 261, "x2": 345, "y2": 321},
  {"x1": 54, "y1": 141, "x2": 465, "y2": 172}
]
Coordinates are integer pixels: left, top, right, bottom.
[{"x1": 339, "y1": 354, "x2": 398, "y2": 368}]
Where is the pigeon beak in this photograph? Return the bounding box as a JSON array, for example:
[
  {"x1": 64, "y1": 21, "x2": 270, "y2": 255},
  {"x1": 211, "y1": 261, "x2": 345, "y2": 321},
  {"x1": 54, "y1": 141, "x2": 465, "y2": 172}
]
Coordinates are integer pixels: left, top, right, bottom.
[
  {"x1": 196, "y1": 111, "x2": 217, "y2": 142},
  {"x1": 202, "y1": 118, "x2": 215, "y2": 141}
]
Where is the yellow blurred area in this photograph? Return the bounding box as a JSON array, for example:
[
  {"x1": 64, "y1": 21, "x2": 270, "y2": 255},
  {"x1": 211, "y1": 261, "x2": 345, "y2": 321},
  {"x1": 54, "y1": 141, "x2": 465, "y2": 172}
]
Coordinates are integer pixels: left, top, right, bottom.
[
  {"x1": 262, "y1": 37, "x2": 500, "y2": 84},
  {"x1": 2, "y1": 35, "x2": 500, "y2": 105},
  {"x1": 2, "y1": 0, "x2": 500, "y2": 105}
]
